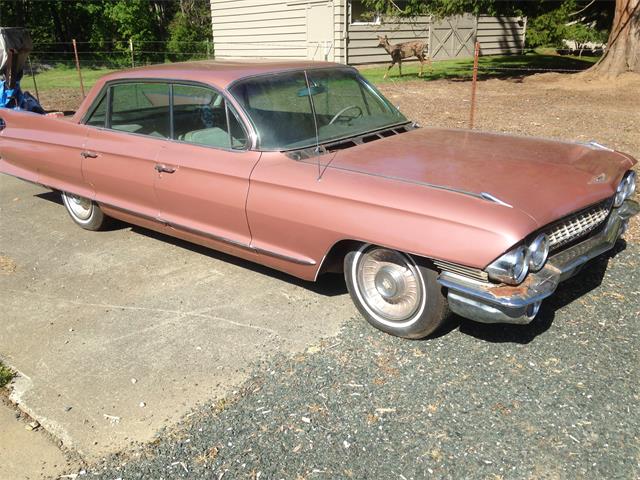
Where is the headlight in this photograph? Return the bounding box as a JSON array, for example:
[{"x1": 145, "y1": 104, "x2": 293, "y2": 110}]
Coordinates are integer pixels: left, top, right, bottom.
[
  {"x1": 615, "y1": 171, "x2": 637, "y2": 207},
  {"x1": 528, "y1": 233, "x2": 549, "y2": 272},
  {"x1": 486, "y1": 245, "x2": 529, "y2": 285}
]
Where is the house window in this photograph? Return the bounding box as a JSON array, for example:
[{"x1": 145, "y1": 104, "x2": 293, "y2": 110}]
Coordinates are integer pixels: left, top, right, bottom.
[{"x1": 350, "y1": 1, "x2": 381, "y2": 25}]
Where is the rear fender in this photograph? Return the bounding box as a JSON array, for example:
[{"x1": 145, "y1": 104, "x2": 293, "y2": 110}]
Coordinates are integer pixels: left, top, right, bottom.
[{"x1": 0, "y1": 109, "x2": 94, "y2": 199}]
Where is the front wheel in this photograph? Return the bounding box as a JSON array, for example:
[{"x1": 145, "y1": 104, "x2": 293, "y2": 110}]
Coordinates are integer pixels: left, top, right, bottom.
[
  {"x1": 61, "y1": 191, "x2": 108, "y2": 231},
  {"x1": 344, "y1": 244, "x2": 449, "y2": 339}
]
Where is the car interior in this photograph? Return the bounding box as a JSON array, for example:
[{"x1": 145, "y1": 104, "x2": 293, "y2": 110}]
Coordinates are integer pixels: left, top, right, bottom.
[{"x1": 87, "y1": 83, "x2": 247, "y2": 149}]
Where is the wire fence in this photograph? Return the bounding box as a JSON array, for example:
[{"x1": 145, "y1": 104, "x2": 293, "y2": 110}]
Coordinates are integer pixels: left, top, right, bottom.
[
  {"x1": 28, "y1": 39, "x2": 214, "y2": 69},
  {"x1": 18, "y1": 39, "x2": 592, "y2": 127}
]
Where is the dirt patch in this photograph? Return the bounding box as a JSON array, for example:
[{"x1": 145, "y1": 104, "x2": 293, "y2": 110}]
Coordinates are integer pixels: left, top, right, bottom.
[
  {"x1": 377, "y1": 73, "x2": 640, "y2": 157},
  {"x1": 38, "y1": 88, "x2": 84, "y2": 114},
  {"x1": 0, "y1": 255, "x2": 17, "y2": 274}
]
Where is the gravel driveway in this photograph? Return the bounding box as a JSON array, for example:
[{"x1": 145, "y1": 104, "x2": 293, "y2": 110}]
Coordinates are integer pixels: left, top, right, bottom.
[
  {"x1": 87, "y1": 244, "x2": 639, "y2": 479},
  {"x1": 81, "y1": 74, "x2": 640, "y2": 479}
]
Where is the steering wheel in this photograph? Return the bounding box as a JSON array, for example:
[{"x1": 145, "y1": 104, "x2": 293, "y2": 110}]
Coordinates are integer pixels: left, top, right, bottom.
[{"x1": 328, "y1": 105, "x2": 363, "y2": 126}]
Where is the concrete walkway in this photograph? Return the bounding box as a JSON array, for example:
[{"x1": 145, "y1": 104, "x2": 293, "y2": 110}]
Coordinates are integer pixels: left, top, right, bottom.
[
  {"x1": 0, "y1": 401, "x2": 77, "y2": 480},
  {"x1": 0, "y1": 175, "x2": 352, "y2": 462}
]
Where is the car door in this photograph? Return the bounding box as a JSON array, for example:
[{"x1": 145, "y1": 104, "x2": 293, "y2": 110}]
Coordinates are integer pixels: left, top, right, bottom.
[
  {"x1": 82, "y1": 81, "x2": 170, "y2": 221},
  {"x1": 154, "y1": 84, "x2": 260, "y2": 247}
]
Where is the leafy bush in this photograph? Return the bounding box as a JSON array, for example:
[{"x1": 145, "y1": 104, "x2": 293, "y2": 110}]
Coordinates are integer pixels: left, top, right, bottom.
[
  {"x1": 526, "y1": 1, "x2": 574, "y2": 48},
  {"x1": 0, "y1": 362, "x2": 14, "y2": 388},
  {"x1": 167, "y1": 0, "x2": 213, "y2": 61}
]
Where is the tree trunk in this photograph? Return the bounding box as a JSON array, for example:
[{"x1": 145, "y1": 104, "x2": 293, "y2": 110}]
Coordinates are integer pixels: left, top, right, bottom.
[{"x1": 584, "y1": 0, "x2": 639, "y2": 77}]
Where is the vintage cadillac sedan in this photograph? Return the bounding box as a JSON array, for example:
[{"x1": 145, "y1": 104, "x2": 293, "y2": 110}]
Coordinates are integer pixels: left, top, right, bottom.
[{"x1": 0, "y1": 60, "x2": 637, "y2": 338}]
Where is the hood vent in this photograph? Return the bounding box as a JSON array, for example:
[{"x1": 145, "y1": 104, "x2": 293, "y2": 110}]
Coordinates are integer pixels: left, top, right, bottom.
[
  {"x1": 286, "y1": 122, "x2": 416, "y2": 160},
  {"x1": 325, "y1": 124, "x2": 413, "y2": 152}
]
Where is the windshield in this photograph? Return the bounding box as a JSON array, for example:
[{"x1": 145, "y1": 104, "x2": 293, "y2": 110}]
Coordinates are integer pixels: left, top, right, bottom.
[{"x1": 229, "y1": 68, "x2": 407, "y2": 150}]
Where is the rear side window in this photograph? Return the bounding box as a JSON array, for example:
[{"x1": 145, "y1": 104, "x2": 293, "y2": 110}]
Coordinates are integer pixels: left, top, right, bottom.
[
  {"x1": 109, "y1": 83, "x2": 170, "y2": 138},
  {"x1": 173, "y1": 84, "x2": 247, "y2": 149}
]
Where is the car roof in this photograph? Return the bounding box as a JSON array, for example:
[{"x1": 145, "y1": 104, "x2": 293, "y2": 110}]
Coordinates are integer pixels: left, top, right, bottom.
[{"x1": 98, "y1": 59, "x2": 348, "y2": 90}]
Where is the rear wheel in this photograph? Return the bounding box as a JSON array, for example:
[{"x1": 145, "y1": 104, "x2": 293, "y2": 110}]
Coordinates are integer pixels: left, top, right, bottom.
[
  {"x1": 61, "y1": 191, "x2": 107, "y2": 231},
  {"x1": 344, "y1": 244, "x2": 448, "y2": 339}
]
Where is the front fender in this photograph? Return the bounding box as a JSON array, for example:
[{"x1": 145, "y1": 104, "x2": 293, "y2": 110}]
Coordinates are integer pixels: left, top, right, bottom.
[{"x1": 246, "y1": 152, "x2": 538, "y2": 280}]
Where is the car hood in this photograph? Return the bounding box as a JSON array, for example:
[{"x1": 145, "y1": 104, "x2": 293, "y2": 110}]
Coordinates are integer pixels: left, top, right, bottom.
[{"x1": 330, "y1": 127, "x2": 635, "y2": 227}]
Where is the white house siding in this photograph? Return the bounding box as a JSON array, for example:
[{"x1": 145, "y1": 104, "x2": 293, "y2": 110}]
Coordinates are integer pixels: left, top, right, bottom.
[
  {"x1": 343, "y1": 15, "x2": 525, "y2": 65},
  {"x1": 476, "y1": 15, "x2": 525, "y2": 55},
  {"x1": 211, "y1": 0, "x2": 309, "y2": 60},
  {"x1": 210, "y1": 1, "x2": 525, "y2": 64},
  {"x1": 333, "y1": 0, "x2": 346, "y2": 64}
]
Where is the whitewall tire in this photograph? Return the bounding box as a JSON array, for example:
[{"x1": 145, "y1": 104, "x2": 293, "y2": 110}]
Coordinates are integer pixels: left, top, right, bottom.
[
  {"x1": 344, "y1": 244, "x2": 449, "y2": 339},
  {"x1": 61, "y1": 191, "x2": 107, "y2": 231}
]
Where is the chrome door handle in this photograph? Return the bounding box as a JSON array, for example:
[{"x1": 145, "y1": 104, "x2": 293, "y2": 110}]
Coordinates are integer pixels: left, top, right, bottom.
[
  {"x1": 155, "y1": 164, "x2": 176, "y2": 174},
  {"x1": 80, "y1": 151, "x2": 98, "y2": 158}
]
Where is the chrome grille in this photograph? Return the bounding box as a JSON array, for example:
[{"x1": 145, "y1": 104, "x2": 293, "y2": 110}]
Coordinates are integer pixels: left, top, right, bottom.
[
  {"x1": 433, "y1": 259, "x2": 489, "y2": 282},
  {"x1": 546, "y1": 199, "x2": 612, "y2": 251}
]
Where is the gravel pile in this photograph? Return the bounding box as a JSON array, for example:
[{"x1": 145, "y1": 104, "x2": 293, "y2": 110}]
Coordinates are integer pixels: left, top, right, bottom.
[{"x1": 84, "y1": 242, "x2": 640, "y2": 480}]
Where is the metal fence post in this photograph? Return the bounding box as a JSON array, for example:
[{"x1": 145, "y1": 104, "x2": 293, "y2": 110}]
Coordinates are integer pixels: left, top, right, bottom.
[
  {"x1": 28, "y1": 57, "x2": 40, "y2": 103},
  {"x1": 72, "y1": 39, "x2": 86, "y2": 99},
  {"x1": 469, "y1": 41, "x2": 480, "y2": 129},
  {"x1": 129, "y1": 38, "x2": 135, "y2": 67}
]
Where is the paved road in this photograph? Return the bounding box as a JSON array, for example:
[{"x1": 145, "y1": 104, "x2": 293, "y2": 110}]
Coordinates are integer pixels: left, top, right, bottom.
[{"x1": 0, "y1": 174, "x2": 353, "y2": 461}]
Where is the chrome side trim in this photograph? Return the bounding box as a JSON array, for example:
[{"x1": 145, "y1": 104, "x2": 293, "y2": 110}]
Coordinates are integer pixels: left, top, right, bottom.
[
  {"x1": 432, "y1": 259, "x2": 489, "y2": 282},
  {"x1": 254, "y1": 247, "x2": 316, "y2": 266},
  {"x1": 313, "y1": 162, "x2": 511, "y2": 206},
  {"x1": 480, "y1": 192, "x2": 513, "y2": 208},
  {"x1": 98, "y1": 202, "x2": 162, "y2": 225},
  {"x1": 99, "y1": 201, "x2": 316, "y2": 266},
  {"x1": 586, "y1": 141, "x2": 614, "y2": 152},
  {"x1": 166, "y1": 219, "x2": 248, "y2": 249}
]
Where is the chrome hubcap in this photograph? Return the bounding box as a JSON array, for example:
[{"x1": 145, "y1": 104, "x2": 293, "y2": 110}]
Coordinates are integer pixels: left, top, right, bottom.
[
  {"x1": 356, "y1": 248, "x2": 423, "y2": 322},
  {"x1": 65, "y1": 194, "x2": 92, "y2": 220},
  {"x1": 374, "y1": 266, "x2": 406, "y2": 301}
]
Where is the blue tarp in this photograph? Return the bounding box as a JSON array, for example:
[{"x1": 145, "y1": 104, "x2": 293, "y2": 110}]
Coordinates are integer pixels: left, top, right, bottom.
[
  {"x1": 0, "y1": 79, "x2": 44, "y2": 113},
  {"x1": 1, "y1": 27, "x2": 44, "y2": 113}
]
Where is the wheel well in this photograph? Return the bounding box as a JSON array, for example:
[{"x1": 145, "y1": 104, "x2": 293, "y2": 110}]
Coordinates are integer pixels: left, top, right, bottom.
[
  {"x1": 316, "y1": 240, "x2": 363, "y2": 277},
  {"x1": 316, "y1": 240, "x2": 439, "y2": 279}
]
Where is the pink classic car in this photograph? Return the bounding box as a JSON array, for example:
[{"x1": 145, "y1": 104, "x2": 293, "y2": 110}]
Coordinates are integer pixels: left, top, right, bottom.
[{"x1": 0, "y1": 61, "x2": 637, "y2": 338}]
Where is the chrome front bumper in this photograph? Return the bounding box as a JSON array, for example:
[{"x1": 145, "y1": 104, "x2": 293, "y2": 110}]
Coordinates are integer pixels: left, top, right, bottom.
[{"x1": 438, "y1": 200, "x2": 639, "y2": 325}]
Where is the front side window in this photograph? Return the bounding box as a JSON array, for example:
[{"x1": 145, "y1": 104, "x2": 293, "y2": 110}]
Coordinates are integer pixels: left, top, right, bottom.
[
  {"x1": 85, "y1": 93, "x2": 107, "y2": 127},
  {"x1": 109, "y1": 82, "x2": 170, "y2": 138},
  {"x1": 173, "y1": 84, "x2": 248, "y2": 149},
  {"x1": 230, "y1": 68, "x2": 406, "y2": 150}
]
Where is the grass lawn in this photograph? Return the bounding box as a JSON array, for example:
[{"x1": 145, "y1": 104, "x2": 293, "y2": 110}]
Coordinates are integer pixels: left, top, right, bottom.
[
  {"x1": 21, "y1": 65, "x2": 118, "y2": 93},
  {"x1": 19, "y1": 50, "x2": 600, "y2": 96},
  {"x1": 359, "y1": 49, "x2": 599, "y2": 83}
]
